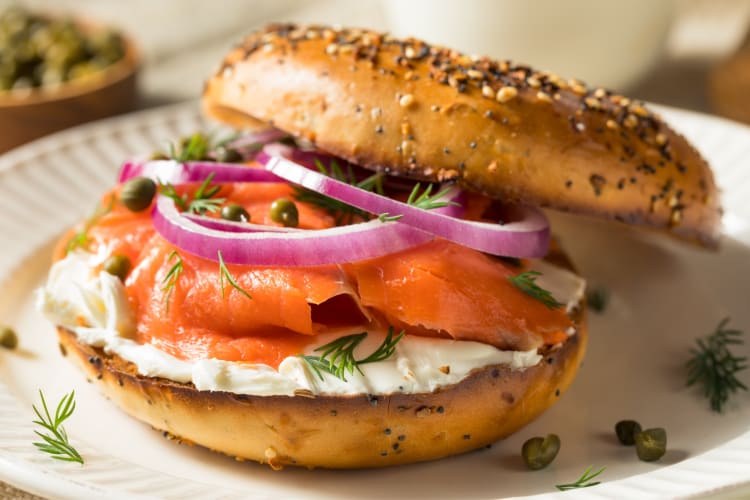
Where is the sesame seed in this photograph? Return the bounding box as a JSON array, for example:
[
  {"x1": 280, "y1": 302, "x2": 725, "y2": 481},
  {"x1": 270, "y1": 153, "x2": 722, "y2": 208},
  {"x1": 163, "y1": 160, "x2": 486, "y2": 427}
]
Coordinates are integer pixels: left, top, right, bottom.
[
  {"x1": 630, "y1": 104, "x2": 649, "y2": 117},
  {"x1": 431, "y1": 105, "x2": 441, "y2": 112},
  {"x1": 467, "y1": 69, "x2": 483, "y2": 80},
  {"x1": 404, "y1": 46, "x2": 416, "y2": 59},
  {"x1": 620, "y1": 97, "x2": 631, "y2": 107},
  {"x1": 496, "y1": 86, "x2": 518, "y2": 103},
  {"x1": 375, "y1": 125, "x2": 384, "y2": 134},
  {"x1": 469, "y1": 141, "x2": 477, "y2": 149},
  {"x1": 325, "y1": 43, "x2": 339, "y2": 55},
  {"x1": 655, "y1": 133, "x2": 667, "y2": 146},
  {"x1": 536, "y1": 91, "x2": 552, "y2": 103},
  {"x1": 482, "y1": 85, "x2": 495, "y2": 98},
  {"x1": 401, "y1": 122, "x2": 411, "y2": 136},
  {"x1": 371, "y1": 107, "x2": 382, "y2": 119},
  {"x1": 262, "y1": 43, "x2": 274, "y2": 52},
  {"x1": 570, "y1": 81, "x2": 587, "y2": 95},
  {"x1": 594, "y1": 88, "x2": 607, "y2": 98},
  {"x1": 399, "y1": 94, "x2": 415, "y2": 108},
  {"x1": 584, "y1": 97, "x2": 601, "y2": 110},
  {"x1": 401, "y1": 140, "x2": 415, "y2": 157},
  {"x1": 487, "y1": 161, "x2": 497, "y2": 173},
  {"x1": 623, "y1": 114, "x2": 639, "y2": 129},
  {"x1": 526, "y1": 76, "x2": 541, "y2": 88},
  {"x1": 606, "y1": 119, "x2": 618, "y2": 130}
]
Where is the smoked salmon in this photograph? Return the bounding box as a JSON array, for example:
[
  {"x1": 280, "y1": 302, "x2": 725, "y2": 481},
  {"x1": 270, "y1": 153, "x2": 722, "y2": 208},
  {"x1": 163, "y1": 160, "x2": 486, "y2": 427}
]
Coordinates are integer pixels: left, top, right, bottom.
[{"x1": 64, "y1": 181, "x2": 574, "y2": 368}]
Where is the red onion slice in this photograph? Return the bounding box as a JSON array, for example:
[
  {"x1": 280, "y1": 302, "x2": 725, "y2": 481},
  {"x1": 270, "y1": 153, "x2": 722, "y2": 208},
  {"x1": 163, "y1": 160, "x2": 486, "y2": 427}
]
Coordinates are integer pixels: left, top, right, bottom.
[
  {"x1": 182, "y1": 213, "x2": 299, "y2": 234},
  {"x1": 118, "y1": 160, "x2": 283, "y2": 185},
  {"x1": 226, "y1": 128, "x2": 288, "y2": 150},
  {"x1": 259, "y1": 153, "x2": 550, "y2": 258},
  {"x1": 152, "y1": 196, "x2": 434, "y2": 266}
]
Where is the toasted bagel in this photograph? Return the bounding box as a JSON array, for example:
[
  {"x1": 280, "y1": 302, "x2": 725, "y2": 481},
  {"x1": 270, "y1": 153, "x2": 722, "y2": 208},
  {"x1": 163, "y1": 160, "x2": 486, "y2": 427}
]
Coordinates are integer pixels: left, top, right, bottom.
[
  {"x1": 204, "y1": 24, "x2": 721, "y2": 246},
  {"x1": 54, "y1": 240, "x2": 585, "y2": 469}
]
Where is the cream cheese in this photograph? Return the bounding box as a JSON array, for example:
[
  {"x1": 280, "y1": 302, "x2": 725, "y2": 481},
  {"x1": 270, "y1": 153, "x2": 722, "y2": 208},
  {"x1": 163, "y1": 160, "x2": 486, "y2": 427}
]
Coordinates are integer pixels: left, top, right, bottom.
[{"x1": 38, "y1": 251, "x2": 585, "y2": 397}]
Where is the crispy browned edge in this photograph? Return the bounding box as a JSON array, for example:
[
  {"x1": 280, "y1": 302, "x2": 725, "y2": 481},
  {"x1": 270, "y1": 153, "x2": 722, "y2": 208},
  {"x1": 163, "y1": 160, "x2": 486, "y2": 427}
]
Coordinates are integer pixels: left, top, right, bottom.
[
  {"x1": 203, "y1": 24, "x2": 721, "y2": 247},
  {"x1": 55, "y1": 244, "x2": 586, "y2": 470}
]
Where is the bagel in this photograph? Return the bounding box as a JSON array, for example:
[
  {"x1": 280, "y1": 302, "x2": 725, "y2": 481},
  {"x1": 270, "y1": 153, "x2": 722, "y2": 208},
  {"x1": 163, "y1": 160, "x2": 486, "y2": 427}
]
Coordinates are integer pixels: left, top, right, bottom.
[
  {"x1": 53, "y1": 242, "x2": 586, "y2": 469},
  {"x1": 39, "y1": 23, "x2": 719, "y2": 471},
  {"x1": 204, "y1": 23, "x2": 721, "y2": 247}
]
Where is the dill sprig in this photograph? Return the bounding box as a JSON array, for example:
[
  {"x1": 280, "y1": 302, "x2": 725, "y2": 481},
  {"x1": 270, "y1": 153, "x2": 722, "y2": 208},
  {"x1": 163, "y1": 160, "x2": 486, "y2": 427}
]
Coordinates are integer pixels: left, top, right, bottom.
[
  {"x1": 378, "y1": 182, "x2": 460, "y2": 222},
  {"x1": 159, "y1": 172, "x2": 225, "y2": 214},
  {"x1": 508, "y1": 271, "x2": 563, "y2": 309},
  {"x1": 217, "y1": 251, "x2": 252, "y2": 300},
  {"x1": 686, "y1": 317, "x2": 747, "y2": 413},
  {"x1": 293, "y1": 158, "x2": 383, "y2": 225},
  {"x1": 555, "y1": 466, "x2": 605, "y2": 491},
  {"x1": 66, "y1": 194, "x2": 116, "y2": 253},
  {"x1": 161, "y1": 250, "x2": 183, "y2": 311},
  {"x1": 169, "y1": 133, "x2": 210, "y2": 162},
  {"x1": 31, "y1": 390, "x2": 84, "y2": 464},
  {"x1": 188, "y1": 172, "x2": 224, "y2": 214},
  {"x1": 301, "y1": 327, "x2": 405, "y2": 381}
]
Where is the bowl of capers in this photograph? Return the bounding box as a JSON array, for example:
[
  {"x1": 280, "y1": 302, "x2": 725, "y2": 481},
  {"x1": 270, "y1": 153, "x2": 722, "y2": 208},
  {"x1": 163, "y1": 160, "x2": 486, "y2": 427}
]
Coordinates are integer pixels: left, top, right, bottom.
[{"x1": 0, "y1": 6, "x2": 139, "y2": 153}]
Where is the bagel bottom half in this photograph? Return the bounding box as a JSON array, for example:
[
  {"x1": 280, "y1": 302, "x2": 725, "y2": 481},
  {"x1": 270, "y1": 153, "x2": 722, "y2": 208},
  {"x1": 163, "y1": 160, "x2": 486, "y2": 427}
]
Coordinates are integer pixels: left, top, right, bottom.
[{"x1": 54, "y1": 247, "x2": 587, "y2": 470}]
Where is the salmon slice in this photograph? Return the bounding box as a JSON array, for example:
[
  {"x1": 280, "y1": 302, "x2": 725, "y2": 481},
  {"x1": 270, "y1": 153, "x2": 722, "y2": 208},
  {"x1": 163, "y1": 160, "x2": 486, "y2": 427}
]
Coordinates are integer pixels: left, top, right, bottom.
[
  {"x1": 63, "y1": 180, "x2": 574, "y2": 367},
  {"x1": 345, "y1": 240, "x2": 573, "y2": 351}
]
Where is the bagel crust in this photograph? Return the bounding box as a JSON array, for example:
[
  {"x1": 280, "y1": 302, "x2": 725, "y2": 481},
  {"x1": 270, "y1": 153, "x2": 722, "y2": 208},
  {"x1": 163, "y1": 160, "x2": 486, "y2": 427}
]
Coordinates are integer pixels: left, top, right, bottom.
[
  {"x1": 204, "y1": 24, "x2": 721, "y2": 247},
  {"x1": 58, "y1": 321, "x2": 585, "y2": 469}
]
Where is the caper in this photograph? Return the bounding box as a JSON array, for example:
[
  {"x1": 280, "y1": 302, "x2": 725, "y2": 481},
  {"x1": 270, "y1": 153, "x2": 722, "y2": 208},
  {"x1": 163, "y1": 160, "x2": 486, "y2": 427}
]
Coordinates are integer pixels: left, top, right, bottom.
[
  {"x1": 634, "y1": 428, "x2": 667, "y2": 462},
  {"x1": 521, "y1": 433, "x2": 560, "y2": 470},
  {"x1": 615, "y1": 420, "x2": 642, "y2": 446},
  {"x1": 102, "y1": 254, "x2": 131, "y2": 281},
  {"x1": 269, "y1": 198, "x2": 299, "y2": 227},
  {"x1": 221, "y1": 204, "x2": 250, "y2": 222},
  {"x1": 0, "y1": 326, "x2": 18, "y2": 349},
  {"x1": 214, "y1": 146, "x2": 242, "y2": 163},
  {"x1": 120, "y1": 176, "x2": 156, "y2": 212}
]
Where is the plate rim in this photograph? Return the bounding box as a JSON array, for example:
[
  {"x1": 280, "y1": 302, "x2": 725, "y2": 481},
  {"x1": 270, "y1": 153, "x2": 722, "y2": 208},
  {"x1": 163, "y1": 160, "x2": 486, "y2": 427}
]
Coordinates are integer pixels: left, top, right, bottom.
[{"x1": 0, "y1": 101, "x2": 749, "y2": 500}]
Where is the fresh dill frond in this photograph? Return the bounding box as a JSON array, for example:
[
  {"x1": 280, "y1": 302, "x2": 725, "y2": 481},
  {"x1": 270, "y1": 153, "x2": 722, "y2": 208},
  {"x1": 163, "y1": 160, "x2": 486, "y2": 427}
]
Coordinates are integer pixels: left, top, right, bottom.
[
  {"x1": 686, "y1": 317, "x2": 747, "y2": 413},
  {"x1": 161, "y1": 250, "x2": 183, "y2": 312},
  {"x1": 31, "y1": 390, "x2": 84, "y2": 464},
  {"x1": 508, "y1": 271, "x2": 563, "y2": 309},
  {"x1": 293, "y1": 157, "x2": 383, "y2": 225},
  {"x1": 217, "y1": 251, "x2": 252, "y2": 300},
  {"x1": 66, "y1": 194, "x2": 116, "y2": 253},
  {"x1": 300, "y1": 327, "x2": 405, "y2": 381},
  {"x1": 377, "y1": 182, "x2": 459, "y2": 222},
  {"x1": 158, "y1": 181, "x2": 188, "y2": 211},
  {"x1": 158, "y1": 173, "x2": 224, "y2": 214},
  {"x1": 187, "y1": 172, "x2": 225, "y2": 214},
  {"x1": 555, "y1": 466, "x2": 605, "y2": 491},
  {"x1": 174, "y1": 133, "x2": 210, "y2": 162},
  {"x1": 406, "y1": 182, "x2": 459, "y2": 211}
]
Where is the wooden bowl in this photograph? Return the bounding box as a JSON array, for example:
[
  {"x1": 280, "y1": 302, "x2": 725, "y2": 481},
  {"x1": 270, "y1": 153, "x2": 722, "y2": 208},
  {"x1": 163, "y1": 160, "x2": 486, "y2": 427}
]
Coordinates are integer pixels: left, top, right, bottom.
[{"x1": 0, "y1": 31, "x2": 139, "y2": 153}]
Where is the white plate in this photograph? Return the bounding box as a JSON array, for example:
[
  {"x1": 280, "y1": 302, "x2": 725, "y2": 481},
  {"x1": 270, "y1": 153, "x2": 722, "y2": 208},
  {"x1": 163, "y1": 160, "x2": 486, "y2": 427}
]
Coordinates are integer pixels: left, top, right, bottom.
[{"x1": 0, "y1": 102, "x2": 749, "y2": 500}]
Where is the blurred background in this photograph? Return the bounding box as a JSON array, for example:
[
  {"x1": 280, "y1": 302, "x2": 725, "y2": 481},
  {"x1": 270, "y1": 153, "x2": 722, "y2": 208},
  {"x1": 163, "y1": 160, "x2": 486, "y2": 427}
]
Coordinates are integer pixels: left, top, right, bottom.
[{"x1": 1, "y1": 0, "x2": 750, "y2": 150}]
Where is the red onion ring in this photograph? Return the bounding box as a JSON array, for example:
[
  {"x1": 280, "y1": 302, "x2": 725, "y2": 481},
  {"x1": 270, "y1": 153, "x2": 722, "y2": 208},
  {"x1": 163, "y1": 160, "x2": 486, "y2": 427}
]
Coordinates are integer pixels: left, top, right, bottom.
[
  {"x1": 152, "y1": 196, "x2": 434, "y2": 266},
  {"x1": 258, "y1": 151, "x2": 550, "y2": 258},
  {"x1": 225, "y1": 129, "x2": 288, "y2": 150},
  {"x1": 118, "y1": 160, "x2": 283, "y2": 185}
]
